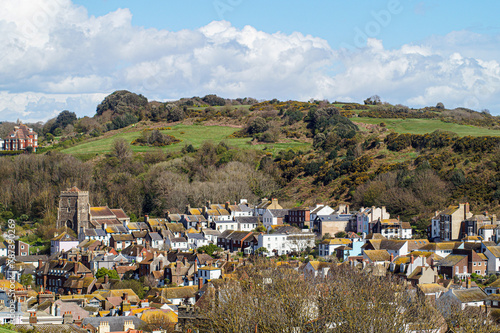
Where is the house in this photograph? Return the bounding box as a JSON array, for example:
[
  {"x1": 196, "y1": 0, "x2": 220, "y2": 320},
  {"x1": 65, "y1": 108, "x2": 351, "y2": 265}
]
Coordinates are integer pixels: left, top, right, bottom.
[
  {"x1": 2, "y1": 123, "x2": 38, "y2": 151},
  {"x1": 309, "y1": 204, "x2": 334, "y2": 222},
  {"x1": 109, "y1": 234, "x2": 134, "y2": 251},
  {"x1": 313, "y1": 213, "x2": 352, "y2": 237},
  {"x1": 352, "y1": 206, "x2": 390, "y2": 234},
  {"x1": 211, "y1": 219, "x2": 238, "y2": 232},
  {"x1": 451, "y1": 249, "x2": 487, "y2": 276},
  {"x1": 235, "y1": 216, "x2": 259, "y2": 231},
  {"x1": 15, "y1": 241, "x2": 29, "y2": 256},
  {"x1": 462, "y1": 213, "x2": 496, "y2": 240},
  {"x1": 255, "y1": 198, "x2": 282, "y2": 216},
  {"x1": 79, "y1": 228, "x2": 109, "y2": 245},
  {"x1": 429, "y1": 203, "x2": 473, "y2": 241},
  {"x1": 36, "y1": 259, "x2": 93, "y2": 293},
  {"x1": 51, "y1": 232, "x2": 79, "y2": 255},
  {"x1": 363, "y1": 250, "x2": 391, "y2": 265},
  {"x1": 303, "y1": 261, "x2": 333, "y2": 278},
  {"x1": 484, "y1": 246, "x2": 500, "y2": 274},
  {"x1": 224, "y1": 200, "x2": 253, "y2": 218},
  {"x1": 82, "y1": 316, "x2": 144, "y2": 333},
  {"x1": 166, "y1": 237, "x2": 189, "y2": 251},
  {"x1": 407, "y1": 266, "x2": 438, "y2": 286},
  {"x1": 201, "y1": 229, "x2": 222, "y2": 245},
  {"x1": 371, "y1": 219, "x2": 412, "y2": 239},
  {"x1": 378, "y1": 240, "x2": 409, "y2": 257},
  {"x1": 437, "y1": 287, "x2": 487, "y2": 310},
  {"x1": 484, "y1": 279, "x2": 500, "y2": 295},
  {"x1": 257, "y1": 226, "x2": 315, "y2": 256},
  {"x1": 418, "y1": 242, "x2": 460, "y2": 258},
  {"x1": 417, "y1": 283, "x2": 448, "y2": 302},
  {"x1": 435, "y1": 254, "x2": 469, "y2": 279},
  {"x1": 262, "y1": 209, "x2": 288, "y2": 230},
  {"x1": 186, "y1": 233, "x2": 209, "y2": 249},
  {"x1": 148, "y1": 286, "x2": 199, "y2": 306},
  {"x1": 318, "y1": 238, "x2": 351, "y2": 257},
  {"x1": 286, "y1": 207, "x2": 311, "y2": 229},
  {"x1": 145, "y1": 232, "x2": 164, "y2": 249},
  {"x1": 197, "y1": 266, "x2": 222, "y2": 285},
  {"x1": 217, "y1": 231, "x2": 254, "y2": 252}
]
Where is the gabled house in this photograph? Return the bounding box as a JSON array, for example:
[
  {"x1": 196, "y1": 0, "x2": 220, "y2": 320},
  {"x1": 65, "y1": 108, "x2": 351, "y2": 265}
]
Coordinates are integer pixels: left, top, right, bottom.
[
  {"x1": 451, "y1": 249, "x2": 487, "y2": 276},
  {"x1": 186, "y1": 233, "x2": 209, "y2": 249},
  {"x1": 217, "y1": 231, "x2": 254, "y2": 252},
  {"x1": 309, "y1": 204, "x2": 334, "y2": 222},
  {"x1": 371, "y1": 219, "x2": 412, "y2": 239},
  {"x1": 313, "y1": 213, "x2": 352, "y2": 237},
  {"x1": 51, "y1": 232, "x2": 79, "y2": 255},
  {"x1": 201, "y1": 229, "x2": 222, "y2": 245},
  {"x1": 235, "y1": 216, "x2": 259, "y2": 231},
  {"x1": 109, "y1": 234, "x2": 134, "y2": 251},
  {"x1": 255, "y1": 198, "x2": 282, "y2": 216},
  {"x1": 198, "y1": 266, "x2": 222, "y2": 285},
  {"x1": 257, "y1": 226, "x2": 315, "y2": 256},
  {"x1": 166, "y1": 237, "x2": 189, "y2": 251},
  {"x1": 436, "y1": 254, "x2": 469, "y2": 279},
  {"x1": 145, "y1": 232, "x2": 164, "y2": 249},
  {"x1": 437, "y1": 287, "x2": 487, "y2": 310},
  {"x1": 352, "y1": 206, "x2": 390, "y2": 234},
  {"x1": 363, "y1": 250, "x2": 391, "y2": 265},
  {"x1": 262, "y1": 209, "x2": 288, "y2": 230},
  {"x1": 484, "y1": 246, "x2": 500, "y2": 274},
  {"x1": 36, "y1": 259, "x2": 93, "y2": 293},
  {"x1": 318, "y1": 238, "x2": 352, "y2": 257}
]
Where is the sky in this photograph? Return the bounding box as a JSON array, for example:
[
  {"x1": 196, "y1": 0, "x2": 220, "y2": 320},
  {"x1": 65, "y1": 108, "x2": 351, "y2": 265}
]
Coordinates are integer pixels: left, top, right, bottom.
[{"x1": 2, "y1": 0, "x2": 500, "y2": 122}]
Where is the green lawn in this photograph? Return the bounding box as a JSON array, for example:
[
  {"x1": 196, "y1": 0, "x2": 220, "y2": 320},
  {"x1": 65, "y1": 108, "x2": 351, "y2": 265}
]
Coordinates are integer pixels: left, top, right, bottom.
[
  {"x1": 353, "y1": 117, "x2": 500, "y2": 137},
  {"x1": 61, "y1": 124, "x2": 311, "y2": 155}
]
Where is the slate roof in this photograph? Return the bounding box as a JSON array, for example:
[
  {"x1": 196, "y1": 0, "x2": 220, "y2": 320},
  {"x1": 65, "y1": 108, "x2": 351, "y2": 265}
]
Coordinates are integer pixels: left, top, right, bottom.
[
  {"x1": 148, "y1": 232, "x2": 163, "y2": 241},
  {"x1": 186, "y1": 233, "x2": 206, "y2": 240},
  {"x1": 452, "y1": 288, "x2": 487, "y2": 303},
  {"x1": 234, "y1": 216, "x2": 260, "y2": 224},
  {"x1": 111, "y1": 234, "x2": 134, "y2": 242},
  {"x1": 267, "y1": 209, "x2": 288, "y2": 218},
  {"x1": 437, "y1": 254, "x2": 467, "y2": 267},
  {"x1": 82, "y1": 316, "x2": 144, "y2": 332}
]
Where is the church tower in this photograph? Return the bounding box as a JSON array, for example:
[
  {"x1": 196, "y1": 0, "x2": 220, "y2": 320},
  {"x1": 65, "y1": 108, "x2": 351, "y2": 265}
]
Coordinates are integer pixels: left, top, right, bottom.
[{"x1": 56, "y1": 187, "x2": 90, "y2": 235}]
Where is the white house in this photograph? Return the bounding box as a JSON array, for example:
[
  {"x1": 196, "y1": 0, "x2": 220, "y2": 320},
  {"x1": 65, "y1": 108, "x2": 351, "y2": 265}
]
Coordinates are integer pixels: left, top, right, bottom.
[
  {"x1": 318, "y1": 238, "x2": 352, "y2": 257},
  {"x1": 484, "y1": 246, "x2": 500, "y2": 274},
  {"x1": 202, "y1": 229, "x2": 221, "y2": 245},
  {"x1": 310, "y1": 205, "x2": 334, "y2": 222},
  {"x1": 437, "y1": 287, "x2": 486, "y2": 310},
  {"x1": 146, "y1": 232, "x2": 164, "y2": 249},
  {"x1": 354, "y1": 206, "x2": 390, "y2": 234},
  {"x1": 79, "y1": 228, "x2": 109, "y2": 246},
  {"x1": 51, "y1": 232, "x2": 79, "y2": 255},
  {"x1": 211, "y1": 219, "x2": 238, "y2": 232},
  {"x1": 166, "y1": 237, "x2": 189, "y2": 251},
  {"x1": 235, "y1": 216, "x2": 259, "y2": 231},
  {"x1": 198, "y1": 266, "x2": 222, "y2": 285},
  {"x1": 257, "y1": 226, "x2": 315, "y2": 256},
  {"x1": 186, "y1": 233, "x2": 209, "y2": 249},
  {"x1": 0, "y1": 242, "x2": 8, "y2": 257}
]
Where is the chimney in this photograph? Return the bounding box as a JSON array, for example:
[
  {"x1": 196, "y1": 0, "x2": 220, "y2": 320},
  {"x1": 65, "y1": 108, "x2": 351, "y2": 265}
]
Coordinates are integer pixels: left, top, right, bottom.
[
  {"x1": 467, "y1": 276, "x2": 471, "y2": 289},
  {"x1": 74, "y1": 262, "x2": 78, "y2": 274},
  {"x1": 29, "y1": 312, "x2": 37, "y2": 324},
  {"x1": 123, "y1": 320, "x2": 135, "y2": 331},
  {"x1": 104, "y1": 274, "x2": 109, "y2": 284},
  {"x1": 194, "y1": 260, "x2": 198, "y2": 274},
  {"x1": 493, "y1": 214, "x2": 498, "y2": 225},
  {"x1": 225, "y1": 201, "x2": 230, "y2": 211},
  {"x1": 227, "y1": 253, "x2": 230, "y2": 262},
  {"x1": 144, "y1": 215, "x2": 149, "y2": 223},
  {"x1": 38, "y1": 259, "x2": 43, "y2": 269},
  {"x1": 390, "y1": 253, "x2": 394, "y2": 263},
  {"x1": 198, "y1": 277, "x2": 203, "y2": 289},
  {"x1": 183, "y1": 256, "x2": 188, "y2": 266},
  {"x1": 98, "y1": 321, "x2": 110, "y2": 333},
  {"x1": 465, "y1": 202, "x2": 470, "y2": 216},
  {"x1": 123, "y1": 292, "x2": 128, "y2": 302},
  {"x1": 410, "y1": 254, "x2": 414, "y2": 264}
]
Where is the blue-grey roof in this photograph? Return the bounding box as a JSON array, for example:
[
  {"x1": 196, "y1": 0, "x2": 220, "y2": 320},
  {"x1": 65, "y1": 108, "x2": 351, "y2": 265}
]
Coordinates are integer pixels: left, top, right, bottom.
[
  {"x1": 82, "y1": 316, "x2": 144, "y2": 332},
  {"x1": 186, "y1": 233, "x2": 205, "y2": 240},
  {"x1": 148, "y1": 232, "x2": 163, "y2": 241}
]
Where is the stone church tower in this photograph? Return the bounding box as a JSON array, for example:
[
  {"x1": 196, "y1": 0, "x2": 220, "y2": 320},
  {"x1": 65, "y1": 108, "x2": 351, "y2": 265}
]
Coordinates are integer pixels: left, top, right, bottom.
[{"x1": 56, "y1": 187, "x2": 90, "y2": 235}]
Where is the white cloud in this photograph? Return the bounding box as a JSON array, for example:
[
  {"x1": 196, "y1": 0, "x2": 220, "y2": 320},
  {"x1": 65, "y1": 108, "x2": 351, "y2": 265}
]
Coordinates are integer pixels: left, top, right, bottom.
[{"x1": 1, "y1": 0, "x2": 500, "y2": 122}]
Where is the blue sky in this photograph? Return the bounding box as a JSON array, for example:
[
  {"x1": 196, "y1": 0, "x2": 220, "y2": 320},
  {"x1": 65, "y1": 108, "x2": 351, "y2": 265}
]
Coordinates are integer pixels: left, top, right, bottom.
[{"x1": 2, "y1": 0, "x2": 500, "y2": 122}]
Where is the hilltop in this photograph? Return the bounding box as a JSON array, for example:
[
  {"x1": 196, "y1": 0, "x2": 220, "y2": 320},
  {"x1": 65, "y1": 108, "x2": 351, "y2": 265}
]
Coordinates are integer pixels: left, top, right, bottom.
[{"x1": 1, "y1": 91, "x2": 500, "y2": 238}]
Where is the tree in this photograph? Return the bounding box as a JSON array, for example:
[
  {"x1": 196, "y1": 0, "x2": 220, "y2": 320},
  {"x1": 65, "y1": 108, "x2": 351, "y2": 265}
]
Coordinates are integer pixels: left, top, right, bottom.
[
  {"x1": 335, "y1": 231, "x2": 346, "y2": 238},
  {"x1": 95, "y1": 267, "x2": 119, "y2": 280},
  {"x1": 364, "y1": 95, "x2": 381, "y2": 105},
  {"x1": 255, "y1": 247, "x2": 268, "y2": 256},
  {"x1": 197, "y1": 244, "x2": 223, "y2": 257},
  {"x1": 246, "y1": 117, "x2": 269, "y2": 135},
  {"x1": 140, "y1": 310, "x2": 176, "y2": 332},
  {"x1": 20, "y1": 274, "x2": 32, "y2": 286},
  {"x1": 112, "y1": 138, "x2": 132, "y2": 160},
  {"x1": 436, "y1": 102, "x2": 445, "y2": 109}
]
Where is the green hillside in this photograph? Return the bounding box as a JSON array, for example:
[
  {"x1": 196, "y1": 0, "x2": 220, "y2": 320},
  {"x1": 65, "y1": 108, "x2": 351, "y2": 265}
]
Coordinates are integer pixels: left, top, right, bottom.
[
  {"x1": 61, "y1": 123, "x2": 311, "y2": 156},
  {"x1": 354, "y1": 117, "x2": 500, "y2": 136}
]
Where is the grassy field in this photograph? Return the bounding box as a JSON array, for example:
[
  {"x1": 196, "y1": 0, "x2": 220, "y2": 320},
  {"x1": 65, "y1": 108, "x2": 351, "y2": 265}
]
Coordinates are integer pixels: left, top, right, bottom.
[
  {"x1": 61, "y1": 124, "x2": 311, "y2": 156},
  {"x1": 353, "y1": 117, "x2": 500, "y2": 137}
]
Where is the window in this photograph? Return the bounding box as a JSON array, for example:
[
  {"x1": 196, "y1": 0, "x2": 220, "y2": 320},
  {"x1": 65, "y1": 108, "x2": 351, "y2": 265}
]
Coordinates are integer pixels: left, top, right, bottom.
[{"x1": 473, "y1": 262, "x2": 476, "y2": 266}]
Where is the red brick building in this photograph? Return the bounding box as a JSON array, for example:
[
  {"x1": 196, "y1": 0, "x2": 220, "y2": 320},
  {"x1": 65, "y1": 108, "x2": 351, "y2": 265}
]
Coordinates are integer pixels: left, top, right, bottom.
[{"x1": 2, "y1": 123, "x2": 38, "y2": 151}]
